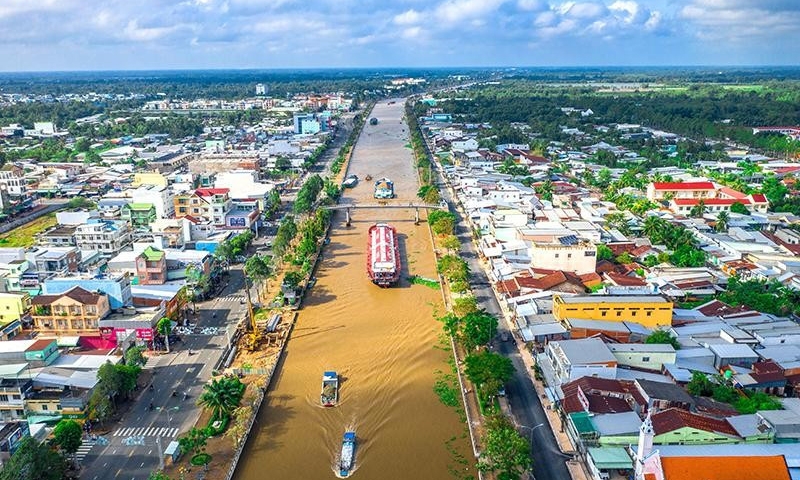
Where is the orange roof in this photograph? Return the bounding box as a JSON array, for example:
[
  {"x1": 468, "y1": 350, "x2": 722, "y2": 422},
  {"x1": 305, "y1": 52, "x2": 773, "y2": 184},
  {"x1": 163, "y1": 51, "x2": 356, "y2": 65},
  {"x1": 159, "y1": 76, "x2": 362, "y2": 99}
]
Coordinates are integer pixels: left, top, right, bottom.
[{"x1": 660, "y1": 455, "x2": 790, "y2": 480}]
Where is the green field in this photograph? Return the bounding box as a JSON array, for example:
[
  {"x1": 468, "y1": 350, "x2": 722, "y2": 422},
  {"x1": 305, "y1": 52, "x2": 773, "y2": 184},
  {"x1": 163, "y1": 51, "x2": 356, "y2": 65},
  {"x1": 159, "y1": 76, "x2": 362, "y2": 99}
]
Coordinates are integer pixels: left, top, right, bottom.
[{"x1": 0, "y1": 213, "x2": 58, "y2": 247}]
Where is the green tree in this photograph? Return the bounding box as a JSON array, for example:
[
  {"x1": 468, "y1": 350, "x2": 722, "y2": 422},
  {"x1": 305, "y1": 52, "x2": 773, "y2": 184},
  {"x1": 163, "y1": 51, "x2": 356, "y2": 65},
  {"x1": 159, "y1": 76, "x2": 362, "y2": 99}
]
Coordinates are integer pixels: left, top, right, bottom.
[
  {"x1": 214, "y1": 240, "x2": 235, "y2": 266},
  {"x1": 197, "y1": 376, "x2": 244, "y2": 420},
  {"x1": 730, "y1": 202, "x2": 750, "y2": 215},
  {"x1": 417, "y1": 184, "x2": 441, "y2": 204},
  {"x1": 124, "y1": 346, "x2": 146, "y2": 367},
  {"x1": 244, "y1": 255, "x2": 272, "y2": 303},
  {"x1": 689, "y1": 199, "x2": 706, "y2": 218},
  {"x1": 534, "y1": 179, "x2": 554, "y2": 202},
  {"x1": 615, "y1": 252, "x2": 634, "y2": 265},
  {"x1": 428, "y1": 210, "x2": 457, "y2": 236},
  {"x1": 452, "y1": 295, "x2": 478, "y2": 317},
  {"x1": 282, "y1": 271, "x2": 303, "y2": 290},
  {"x1": 74, "y1": 137, "x2": 92, "y2": 152},
  {"x1": 715, "y1": 210, "x2": 729, "y2": 232},
  {"x1": 686, "y1": 371, "x2": 714, "y2": 397},
  {"x1": 0, "y1": 436, "x2": 65, "y2": 480},
  {"x1": 464, "y1": 351, "x2": 514, "y2": 398},
  {"x1": 644, "y1": 330, "x2": 680, "y2": 350},
  {"x1": 761, "y1": 175, "x2": 788, "y2": 205},
  {"x1": 157, "y1": 317, "x2": 172, "y2": 353},
  {"x1": 52, "y1": 420, "x2": 83, "y2": 462},
  {"x1": 478, "y1": 415, "x2": 531, "y2": 480},
  {"x1": 440, "y1": 235, "x2": 461, "y2": 253},
  {"x1": 87, "y1": 389, "x2": 113, "y2": 426},
  {"x1": 461, "y1": 311, "x2": 498, "y2": 350},
  {"x1": 67, "y1": 196, "x2": 95, "y2": 209},
  {"x1": 437, "y1": 254, "x2": 469, "y2": 282},
  {"x1": 604, "y1": 212, "x2": 631, "y2": 235},
  {"x1": 178, "y1": 427, "x2": 208, "y2": 456},
  {"x1": 439, "y1": 313, "x2": 462, "y2": 338},
  {"x1": 596, "y1": 244, "x2": 614, "y2": 262}
]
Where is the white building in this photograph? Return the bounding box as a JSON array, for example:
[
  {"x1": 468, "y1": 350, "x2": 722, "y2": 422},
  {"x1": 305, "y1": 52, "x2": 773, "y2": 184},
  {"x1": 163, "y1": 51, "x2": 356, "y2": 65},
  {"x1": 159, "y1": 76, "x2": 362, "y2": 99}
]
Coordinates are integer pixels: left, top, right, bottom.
[{"x1": 74, "y1": 221, "x2": 132, "y2": 256}]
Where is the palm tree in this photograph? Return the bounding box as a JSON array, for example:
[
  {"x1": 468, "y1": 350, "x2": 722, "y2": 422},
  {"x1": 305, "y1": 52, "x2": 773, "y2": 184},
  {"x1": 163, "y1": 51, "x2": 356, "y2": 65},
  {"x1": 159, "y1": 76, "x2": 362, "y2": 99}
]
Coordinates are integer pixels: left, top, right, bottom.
[
  {"x1": 715, "y1": 210, "x2": 730, "y2": 232},
  {"x1": 689, "y1": 199, "x2": 706, "y2": 218},
  {"x1": 197, "y1": 377, "x2": 243, "y2": 419}
]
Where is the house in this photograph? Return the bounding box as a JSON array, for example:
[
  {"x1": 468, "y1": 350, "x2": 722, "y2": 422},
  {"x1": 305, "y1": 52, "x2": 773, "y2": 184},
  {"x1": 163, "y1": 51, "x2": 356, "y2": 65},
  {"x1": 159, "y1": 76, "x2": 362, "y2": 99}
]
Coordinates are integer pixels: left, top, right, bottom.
[
  {"x1": 31, "y1": 286, "x2": 111, "y2": 335},
  {"x1": 608, "y1": 343, "x2": 677, "y2": 371},
  {"x1": 553, "y1": 294, "x2": 673, "y2": 328},
  {"x1": 0, "y1": 339, "x2": 59, "y2": 367},
  {"x1": 25, "y1": 247, "x2": 80, "y2": 276},
  {"x1": 36, "y1": 225, "x2": 77, "y2": 247},
  {"x1": 650, "y1": 408, "x2": 741, "y2": 445},
  {"x1": 733, "y1": 360, "x2": 786, "y2": 395},
  {"x1": 174, "y1": 188, "x2": 232, "y2": 226},
  {"x1": 708, "y1": 343, "x2": 759, "y2": 369},
  {"x1": 121, "y1": 203, "x2": 157, "y2": 228},
  {"x1": 544, "y1": 338, "x2": 618, "y2": 385},
  {"x1": 636, "y1": 444, "x2": 795, "y2": 480},
  {"x1": 634, "y1": 379, "x2": 694, "y2": 413},
  {"x1": 559, "y1": 376, "x2": 643, "y2": 415},
  {"x1": 134, "y1": 247, "x2": 167, "y2": 285}
]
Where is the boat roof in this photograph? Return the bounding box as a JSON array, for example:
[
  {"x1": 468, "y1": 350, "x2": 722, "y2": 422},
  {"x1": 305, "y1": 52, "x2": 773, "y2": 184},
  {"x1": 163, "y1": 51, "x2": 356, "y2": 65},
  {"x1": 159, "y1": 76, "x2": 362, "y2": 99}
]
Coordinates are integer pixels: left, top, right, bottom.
[
  {"x1": 323, "y1": 371, "x2": 337, "y2": 377},
  {"x1": 344, "y1": 431, "x2": 356, "y2": 441}
]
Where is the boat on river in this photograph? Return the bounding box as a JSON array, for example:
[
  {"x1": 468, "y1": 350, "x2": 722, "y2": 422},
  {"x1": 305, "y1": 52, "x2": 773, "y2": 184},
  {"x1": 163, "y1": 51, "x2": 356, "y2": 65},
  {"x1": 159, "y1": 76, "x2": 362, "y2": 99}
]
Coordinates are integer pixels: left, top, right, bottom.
[
  {"x1": 321, "y1": 371, "x2": 339, "y2": 407},
  {"x1": 367, "y1": 223, "x2": 401, "y2": 287},
  {"x1": 339, "y1": 431, "x2": 356, "y2": 477}
]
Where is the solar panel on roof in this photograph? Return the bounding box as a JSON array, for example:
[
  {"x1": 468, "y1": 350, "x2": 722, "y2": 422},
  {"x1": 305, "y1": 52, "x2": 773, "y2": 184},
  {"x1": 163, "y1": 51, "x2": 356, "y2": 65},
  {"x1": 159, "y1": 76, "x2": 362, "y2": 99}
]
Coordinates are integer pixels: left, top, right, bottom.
[{"x1": 559, "y1": 235, "x2": 579, "y2": 245}]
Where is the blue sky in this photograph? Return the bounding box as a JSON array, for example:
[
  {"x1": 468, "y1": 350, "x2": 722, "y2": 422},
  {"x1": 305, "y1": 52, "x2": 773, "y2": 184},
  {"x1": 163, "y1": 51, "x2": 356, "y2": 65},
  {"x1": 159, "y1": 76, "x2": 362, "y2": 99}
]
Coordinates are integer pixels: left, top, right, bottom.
[{"x1": 2, "y1": 0, "x2": 799, "y2": 71}]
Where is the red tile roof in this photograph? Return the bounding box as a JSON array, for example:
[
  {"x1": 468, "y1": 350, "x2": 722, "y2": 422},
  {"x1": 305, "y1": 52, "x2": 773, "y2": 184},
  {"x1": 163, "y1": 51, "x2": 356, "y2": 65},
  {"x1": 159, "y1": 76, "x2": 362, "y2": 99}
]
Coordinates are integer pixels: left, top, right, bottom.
[
  {"x1": 651, "y1": 408, "x2": 738, "y2": 437},
  {"x1": 695, "y1": 299, "x2": 751, "y2": 317},
  {"x1": 652, "y1": 181, "x2": 715, "y2": 191},
  {"x1": 195, "y1": 188, "x2": 229, "y2": 196},
  {"x1": 660, "y1": 455, "x2": 790, "y2": 480},
  {"x1": 605, "y1": 272, "x2": 647, "y2": 287},
  {"x1": 750, "y1": 193, "x2": 768, "y2": 203},
  {"x1": 27, "y1": 339, "x2": 55, "y2": 351},
  {"x1": 717, "y1": 186, "x2": 749, "y2": 200}
]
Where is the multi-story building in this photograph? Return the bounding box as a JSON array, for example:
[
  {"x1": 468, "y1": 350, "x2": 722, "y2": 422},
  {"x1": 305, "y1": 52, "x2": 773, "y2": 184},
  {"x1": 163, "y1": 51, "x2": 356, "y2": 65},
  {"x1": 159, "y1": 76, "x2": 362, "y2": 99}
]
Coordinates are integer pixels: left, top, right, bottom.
[
  {"x1": 43, "y1": 272, "x2": 132, "y2": 309},
  {"x1": 74, "y1": 220, "x2": 132, "y2": 257},
  {"x1": 36, "y1": 225, "x2": 77, "y2": 247},
  {"x1": 135, "y1": 247, "x2": 167, "y2": 285},
  {"x1": 0, "y1": 292, "x2": 31, "y2": 329},
  {"x1": 121, "y1": 203, "x2": 157, "y2": 228},
  {"x1": 0, "y1": 372, "x2": 31, "y2": 422},
  {"x1": 174, "y1": 188, "x2": 231, "y2": 226},
  {"x1": 31, "y1": 286, "x2": 111, "y2": 335},
  {"x1": 0, "y1": 170, "x2": 26, "y2": 197},
  {"x1": 553, "y1": 294, "x2": 673, "y2": 328},
  {"x1": 528, "y1": 237, "x2": 597, "y2": 275},
  {"x1": 0, "y1": 421, "x2": 30, "y2": 460},
  {"x1": 545, "y1": 338, "x2": 618, "y2": 385},
  {"x1": 646, "y1": 181, "x2": 716, "y2": 201},
  {"x1": 25, "y1": 247, "x2": 80, "y2": 276}
]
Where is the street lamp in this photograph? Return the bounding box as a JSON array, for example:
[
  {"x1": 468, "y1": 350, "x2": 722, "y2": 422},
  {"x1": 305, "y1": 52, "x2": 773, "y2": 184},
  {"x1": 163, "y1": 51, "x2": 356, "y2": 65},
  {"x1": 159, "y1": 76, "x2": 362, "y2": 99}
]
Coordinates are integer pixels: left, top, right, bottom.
[{"x1": 517, "y1": 422, "x2": 545, "y2": 447}]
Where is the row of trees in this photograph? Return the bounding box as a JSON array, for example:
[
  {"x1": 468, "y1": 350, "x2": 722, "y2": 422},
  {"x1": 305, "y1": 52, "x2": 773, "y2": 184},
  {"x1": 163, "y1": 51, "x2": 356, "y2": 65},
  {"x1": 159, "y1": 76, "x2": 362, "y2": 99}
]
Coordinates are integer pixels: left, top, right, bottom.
[
  {"x1": 686, "y1": 372, "x2": 782, "y2": 414},
  {"x1": 215, "y1": 230, "x2": 255, "y2": 264},
  {"x1": 293, "y1": 174, "x2": 324, "y2": 214},
  {"x1": 413, "y1": 99, "x2": 531, "y2": 480}
]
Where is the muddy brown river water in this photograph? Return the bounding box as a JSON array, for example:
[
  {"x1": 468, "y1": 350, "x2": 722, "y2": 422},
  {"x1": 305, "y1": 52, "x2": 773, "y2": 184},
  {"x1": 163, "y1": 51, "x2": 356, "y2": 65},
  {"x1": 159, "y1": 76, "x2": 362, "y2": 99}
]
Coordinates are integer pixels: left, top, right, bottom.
[{"x1": 234, "y1": 100, "x2": 472, "y2": 479}]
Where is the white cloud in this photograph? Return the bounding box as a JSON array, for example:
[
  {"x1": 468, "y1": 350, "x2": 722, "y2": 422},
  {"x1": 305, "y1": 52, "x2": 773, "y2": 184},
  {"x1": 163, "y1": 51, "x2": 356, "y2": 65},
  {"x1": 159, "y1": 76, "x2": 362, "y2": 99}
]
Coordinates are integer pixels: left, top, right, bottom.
[
  {"x1": 434, "y1": 0, "x2": 506, "y2": 25},
  {"x1": 680, "y1": 0, "x2": 800, "y2": 40},
  {"x1": 394, "y1": 9, "x2": 422, "y2": 25}
]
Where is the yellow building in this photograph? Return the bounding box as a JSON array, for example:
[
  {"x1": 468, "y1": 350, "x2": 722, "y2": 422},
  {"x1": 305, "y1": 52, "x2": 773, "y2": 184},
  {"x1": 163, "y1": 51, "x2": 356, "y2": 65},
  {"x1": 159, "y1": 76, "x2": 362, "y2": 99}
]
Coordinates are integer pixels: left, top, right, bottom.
[
  {"x1": 132, "y1": 172, "x2": 168, "y2": 188},
  {"x1": 0, "y1": 292, "x2": 31, "y2": 326},
  {"x1": 553, "y1": 294, "x2": 673, "y2": 327}
]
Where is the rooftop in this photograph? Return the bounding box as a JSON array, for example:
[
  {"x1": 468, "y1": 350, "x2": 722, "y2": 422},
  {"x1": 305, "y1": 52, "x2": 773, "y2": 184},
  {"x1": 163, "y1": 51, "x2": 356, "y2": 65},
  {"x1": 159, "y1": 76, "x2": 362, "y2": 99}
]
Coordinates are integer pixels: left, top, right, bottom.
[
  {"x1": 552, "y1": 338, "x2": 617, "y2": 365},
  {"x1": 636, "y1": 378, "x2": 694, "y2": 404},
  {"x1": 660, "y1": 455, "x2": 790, "y2": 480},
  {"x1": 651, "y1": 407, "x2": 738, "y2": 437},
  {"x1": 556, "y1": 295, "x2": 669, "y2": 305},
  {"x1": 652, "y1": 181, "x2": 715, "y2": 190}
]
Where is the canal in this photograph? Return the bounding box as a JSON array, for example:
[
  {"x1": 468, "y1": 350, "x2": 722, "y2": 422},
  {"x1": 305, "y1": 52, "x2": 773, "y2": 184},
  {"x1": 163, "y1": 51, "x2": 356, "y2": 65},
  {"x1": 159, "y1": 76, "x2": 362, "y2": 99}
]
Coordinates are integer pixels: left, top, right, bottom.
[{"x1": 234, "y1": 100, "x2": 473, "y2": 479}]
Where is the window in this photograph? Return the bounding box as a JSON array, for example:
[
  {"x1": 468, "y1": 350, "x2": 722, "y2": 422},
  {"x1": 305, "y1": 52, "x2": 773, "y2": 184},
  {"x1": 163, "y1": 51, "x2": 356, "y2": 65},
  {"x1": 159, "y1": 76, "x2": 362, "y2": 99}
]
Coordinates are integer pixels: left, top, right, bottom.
[
  {"x1": 617, "y1": 311, "x2": 621, "y2": 317},
  {"x1": 646, "y1": 312, "x2": 652, "y2": 317},
  {"x1": 555, "y1": 254, "x2": 560, "y2": 258},
  {"x1": 567, "y1": 253, "x2": 572, "y2": 259},
  {"x1": 642, "y1": 357, "x2": 650, "y2": 362},
  {"x1": 41, "y1": 405, "x2": 48, "y2": 411},
  {"x1": 601, "y1": 311, "x2": 607, "y2": 317},
  {"x1": 0, "y1": 395, "x2": 8, "y2": 402}
]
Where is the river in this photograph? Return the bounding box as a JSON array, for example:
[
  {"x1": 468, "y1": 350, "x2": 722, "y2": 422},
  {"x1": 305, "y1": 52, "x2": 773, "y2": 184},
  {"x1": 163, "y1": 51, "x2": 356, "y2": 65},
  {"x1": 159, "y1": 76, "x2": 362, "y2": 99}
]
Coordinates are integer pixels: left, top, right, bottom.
[{"x1": 234, "y1": 100, "x2": 473, "y2": 479}]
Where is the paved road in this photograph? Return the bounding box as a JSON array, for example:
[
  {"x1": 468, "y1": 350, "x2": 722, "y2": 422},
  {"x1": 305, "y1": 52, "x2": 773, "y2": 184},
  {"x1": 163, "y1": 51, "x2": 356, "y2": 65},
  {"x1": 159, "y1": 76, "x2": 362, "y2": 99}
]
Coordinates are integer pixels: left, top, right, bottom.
[
  {"x1": 427, "y1": 138, "x2": 572, "y2": 480},
  {"x1": 80, "y1": 270, "x2": 248, "y2": 480}
]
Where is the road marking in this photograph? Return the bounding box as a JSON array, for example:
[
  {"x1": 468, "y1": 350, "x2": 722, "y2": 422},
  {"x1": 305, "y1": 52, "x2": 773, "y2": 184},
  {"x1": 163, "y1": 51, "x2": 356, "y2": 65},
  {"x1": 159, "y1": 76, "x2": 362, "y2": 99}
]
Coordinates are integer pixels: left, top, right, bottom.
[
  {"x1": 148, "y1": 449, "x2": 152, "y2": 455},
  {"x1": 140, "y1": 462, "x2": 145, "y2": 468},
  {"x1": 115, "y1": 469, "x2": 122, "y2": 477}
]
